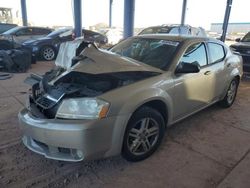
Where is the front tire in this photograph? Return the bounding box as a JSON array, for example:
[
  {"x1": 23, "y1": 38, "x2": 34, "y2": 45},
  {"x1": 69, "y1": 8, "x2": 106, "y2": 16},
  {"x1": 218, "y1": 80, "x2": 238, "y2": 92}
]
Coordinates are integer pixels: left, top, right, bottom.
[
  {"x1": 122, "y1": 106, "x2": 165, "y2": 162},
  {"x1": 41, "y1": 46, "x2": 56, "y2": 61},
  {"x1": 219, "y1": 78, "x2": 239, "y2": 108}
]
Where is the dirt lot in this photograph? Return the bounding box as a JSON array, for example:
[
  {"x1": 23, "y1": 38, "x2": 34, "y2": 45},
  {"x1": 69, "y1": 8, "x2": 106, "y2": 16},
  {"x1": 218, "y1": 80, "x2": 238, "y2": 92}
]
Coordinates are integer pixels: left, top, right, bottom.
[{"x1": 1, "y1": 61, "x2": 250, "y2": 188}]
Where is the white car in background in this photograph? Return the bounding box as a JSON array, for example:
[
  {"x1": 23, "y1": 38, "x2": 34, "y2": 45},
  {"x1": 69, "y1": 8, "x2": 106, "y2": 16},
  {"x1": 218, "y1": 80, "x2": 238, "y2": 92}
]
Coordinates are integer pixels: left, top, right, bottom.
[{"x1": 100, "y1": 28, "x2": 123, "y2": 45}]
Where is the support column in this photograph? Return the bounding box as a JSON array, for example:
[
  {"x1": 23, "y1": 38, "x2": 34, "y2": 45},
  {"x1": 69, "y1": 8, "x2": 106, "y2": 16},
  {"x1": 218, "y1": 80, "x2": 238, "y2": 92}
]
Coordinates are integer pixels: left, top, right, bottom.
[
  {"x1": 21, "y1": 0, "x2": 28, "y2": 26},
  {"x1": 109, "y1": 0, "x2": 113, "y2": 27},
  {"x1": 181, "y1": 0, "x2": 187, "y2": 25},
  {"x1": 73, "y1": 0, "x2": 82, "y2": 37},
  {"x1": 123, "y1": 0, "x2": 135, "y2": 39},
  {"x1": 221, "y1": 0, "x2": 233, "y2": 42}
]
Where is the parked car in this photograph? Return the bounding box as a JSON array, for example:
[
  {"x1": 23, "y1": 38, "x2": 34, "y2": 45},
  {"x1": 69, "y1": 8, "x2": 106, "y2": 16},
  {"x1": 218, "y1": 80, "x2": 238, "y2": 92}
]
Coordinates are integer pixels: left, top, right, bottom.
[
  {"x1": 82, "y1": 29, "x2": 108, "y2": 46},
  {"x1": 0, "y1": 39, "x2": 14, "y2": 49},
  {"x1": 22, "y1": 28, "x2": 108, "y2": 61},
  {"x1": 138, "y1": 24, "x2": 207, "y2": 37},
  {"x1": 230, "y1": 32, "x2": 250, "y2": 71},
  {"x1": 22, "y1": 28, "x2": 73, "y2": 61},
  {"x1": 100, "y1": 28, "x2": 123, "y2": 45},
  {"x1": 19, "y1": 35, "x2": 242, "y2": 162},
  {"x1": 0, "y1": 26, "x2": 53, "y2": 44},
  {"x1": 0, "y1": 23, "x2": 17, "y2": 34}
]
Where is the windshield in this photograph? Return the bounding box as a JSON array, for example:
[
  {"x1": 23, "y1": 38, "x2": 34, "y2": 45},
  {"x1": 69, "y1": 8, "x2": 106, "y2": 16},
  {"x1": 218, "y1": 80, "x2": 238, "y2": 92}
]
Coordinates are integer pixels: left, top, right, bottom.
[
  {"x1": 139, "y1": 27, "x2": 171, "y2": 35},
  {"x1": 241, "y1": 32, "x2": 250, "y2": 42},
  {"x1": 110, "y1": 37, "x2": 179, "y2": 69},
  {"x1": 47, "y1": 29, "x2": 71, "y2": 38}
]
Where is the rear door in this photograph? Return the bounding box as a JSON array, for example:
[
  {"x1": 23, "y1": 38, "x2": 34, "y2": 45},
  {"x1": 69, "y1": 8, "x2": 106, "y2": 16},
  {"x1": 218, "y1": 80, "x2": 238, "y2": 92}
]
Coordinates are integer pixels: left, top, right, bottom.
[
  {"x1": 173, "y1": 42, "x2": 215, "y2": 120},
  {"x1": 206, "y1": 42, "x2": 227, "y2": 99},
  {"x1": 32, "y1": 28, "x2": 51, "y2": 39}
]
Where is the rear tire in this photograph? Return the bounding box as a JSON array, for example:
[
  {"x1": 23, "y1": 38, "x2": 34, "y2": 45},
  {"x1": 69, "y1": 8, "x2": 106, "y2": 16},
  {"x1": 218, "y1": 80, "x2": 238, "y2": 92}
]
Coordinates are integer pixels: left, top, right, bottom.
[
  {"x1": 122, "y1": 106, "x2": 165, "y2": 162},
  {"x1": 219, "y1": 78, "x2": 239, "y2": 108}
]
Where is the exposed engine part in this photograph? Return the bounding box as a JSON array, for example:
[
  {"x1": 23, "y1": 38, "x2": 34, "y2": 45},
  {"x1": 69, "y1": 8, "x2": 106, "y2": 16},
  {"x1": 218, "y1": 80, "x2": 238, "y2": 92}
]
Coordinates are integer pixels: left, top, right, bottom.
[{"x1": 27, "y1": 70, "x2": 160, "y2": 119}]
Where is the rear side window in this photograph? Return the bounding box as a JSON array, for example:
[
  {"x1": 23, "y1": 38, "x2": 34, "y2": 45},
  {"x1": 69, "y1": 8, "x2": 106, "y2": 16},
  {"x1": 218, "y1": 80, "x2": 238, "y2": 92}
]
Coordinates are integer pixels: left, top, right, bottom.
[
  {"x1": 16, "y1": 28, "x2": 33, "y2": 36},
  {"x1": 207, "y1": 43, "x2": 225, "y2": 64},
  {"x1": 179, "y1": 43, "x2": 207, "y2": 67}
]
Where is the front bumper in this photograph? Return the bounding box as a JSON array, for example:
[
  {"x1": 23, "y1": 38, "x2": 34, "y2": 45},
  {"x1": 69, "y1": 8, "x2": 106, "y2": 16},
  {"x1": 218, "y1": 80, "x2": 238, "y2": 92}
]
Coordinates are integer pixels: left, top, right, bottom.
[
  {"x1": 22, "y1": 45, "x2": 40, "y2": 59},
  {"x1": 18, "y1": 108, "x2": 118, "y2": 162}
]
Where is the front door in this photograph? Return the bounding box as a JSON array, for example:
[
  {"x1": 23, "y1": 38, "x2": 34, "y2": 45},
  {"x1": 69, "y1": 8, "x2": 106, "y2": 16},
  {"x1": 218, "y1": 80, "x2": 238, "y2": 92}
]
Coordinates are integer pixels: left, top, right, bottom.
[
  {"x1": 14, "y1": 28, "x2": 33, "y2": 43},
  {"x1": 172, "y1": 42, "x2": 214, "y2": 120}
]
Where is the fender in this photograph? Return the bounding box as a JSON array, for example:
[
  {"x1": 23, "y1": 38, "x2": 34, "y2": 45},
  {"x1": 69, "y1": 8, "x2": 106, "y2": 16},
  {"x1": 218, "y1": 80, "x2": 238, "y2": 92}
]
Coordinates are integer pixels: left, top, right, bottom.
[{"x1": 104, "y1": 87, "x2": 174, "y2": 157}]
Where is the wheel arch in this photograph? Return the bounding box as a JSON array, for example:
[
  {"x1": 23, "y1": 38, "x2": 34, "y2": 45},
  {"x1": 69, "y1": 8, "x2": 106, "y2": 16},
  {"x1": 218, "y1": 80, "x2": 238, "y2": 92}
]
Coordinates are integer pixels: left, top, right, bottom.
[
  {"x1": 132, "y1": 99, "x2": 169, "y2": 127},
  {"x1": 105, "y1": 92, "x2": 173, "y2": 158}
]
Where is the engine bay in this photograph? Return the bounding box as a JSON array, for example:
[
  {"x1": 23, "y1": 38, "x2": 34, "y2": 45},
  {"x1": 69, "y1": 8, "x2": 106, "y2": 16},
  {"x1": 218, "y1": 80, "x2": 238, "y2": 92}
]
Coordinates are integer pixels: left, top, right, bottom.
[{"x1": 26, "y1": 69, "x2": 159, "y2": 119}]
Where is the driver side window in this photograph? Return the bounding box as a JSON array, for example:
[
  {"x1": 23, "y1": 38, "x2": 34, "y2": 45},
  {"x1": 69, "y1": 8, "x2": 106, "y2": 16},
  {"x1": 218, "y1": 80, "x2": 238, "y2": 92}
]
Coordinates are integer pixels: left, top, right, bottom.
[{"x1": 180, "y1": 43, "x2": 207, "y2": 67}]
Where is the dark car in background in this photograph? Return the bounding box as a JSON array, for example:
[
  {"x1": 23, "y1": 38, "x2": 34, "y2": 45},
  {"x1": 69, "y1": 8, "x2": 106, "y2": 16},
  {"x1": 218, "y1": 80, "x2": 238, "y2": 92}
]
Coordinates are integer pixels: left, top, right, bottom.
[
  {"x1": 230, "y1": 32, "x2": 250, "y2": 71},
  {"x1": 0, "y1": 23, "x2": 17, "y2": 34},
  {"x1": 22, "y1": 28, "x2": 72, "y2": 61},
  {"x1": 82, "y1": 29, "x2": 108, "y2": 46},
  {"x1": 138, "y1": 24, "x2": 207, "y2": 37},
  {"x1": 23, "y1": 28, "x2": 108, "y2": 61},
  {"x1": 0, "y1": 26, "x2": 53, "y2": 44}
]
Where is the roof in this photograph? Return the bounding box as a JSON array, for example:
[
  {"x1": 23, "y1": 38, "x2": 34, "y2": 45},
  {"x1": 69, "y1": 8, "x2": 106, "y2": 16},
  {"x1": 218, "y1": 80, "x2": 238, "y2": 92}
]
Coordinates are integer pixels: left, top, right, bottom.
[
  {"x1": 134, "y1": 34, "x2": 207, "y2": 41},
  {"x1": 132, "y1": 34, "x2": 223, "y2": 45},
  {"x1": 145, "y1": 24, "x2": 191, "y2": 29}
]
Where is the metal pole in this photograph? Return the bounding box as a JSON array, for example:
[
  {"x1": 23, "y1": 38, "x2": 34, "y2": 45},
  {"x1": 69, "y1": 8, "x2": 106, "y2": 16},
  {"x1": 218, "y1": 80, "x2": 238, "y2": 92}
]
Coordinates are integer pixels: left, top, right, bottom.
[
  {"x1": 181, "y1": 0, "x2": 187, "y2": 25},
  {"x1": 73, "y1": 0, "x2": 82, "y2": 37},
  {"x1": 123, "y1": 0, "x2": 135, "y2": 39},
  {"x1": 109, "y1": 0, "x2": 113, "y2": 27},
  {"x1": 221, "y1": 0, "x2": 233, "y2": 42},
  {"x1": 21, "y1": 0, "x2": 28, "y2": 26}
]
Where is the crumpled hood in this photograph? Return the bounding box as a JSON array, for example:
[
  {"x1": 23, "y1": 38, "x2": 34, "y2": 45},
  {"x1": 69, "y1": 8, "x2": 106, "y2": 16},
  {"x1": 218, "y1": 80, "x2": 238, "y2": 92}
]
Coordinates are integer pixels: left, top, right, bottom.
[
  {"x1": 231, "y1": 42, "x2": 250, "y2": 49},
  {"x1": 72, "y1": 45, "x2": 164, "y2": 74}
]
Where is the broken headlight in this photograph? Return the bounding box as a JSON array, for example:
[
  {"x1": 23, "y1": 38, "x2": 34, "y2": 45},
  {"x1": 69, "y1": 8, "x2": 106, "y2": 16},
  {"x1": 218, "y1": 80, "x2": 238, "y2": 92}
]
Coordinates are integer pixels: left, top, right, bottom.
[{"x1": 56, "y1": 98, "x2": 110, "y2": 120}]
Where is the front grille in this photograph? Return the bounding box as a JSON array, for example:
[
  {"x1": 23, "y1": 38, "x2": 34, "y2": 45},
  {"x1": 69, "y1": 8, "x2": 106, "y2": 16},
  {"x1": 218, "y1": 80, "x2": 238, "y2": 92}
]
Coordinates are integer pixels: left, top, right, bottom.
[
  {"x1": 32, "y1": 83, "x2": 43, "y2": 99},
  {"x1": 35, "y1": 95, "x2": 57, "y2": 109},
  {"x1": 58, "y1": 147, "x2": 71, "y2": 154}
]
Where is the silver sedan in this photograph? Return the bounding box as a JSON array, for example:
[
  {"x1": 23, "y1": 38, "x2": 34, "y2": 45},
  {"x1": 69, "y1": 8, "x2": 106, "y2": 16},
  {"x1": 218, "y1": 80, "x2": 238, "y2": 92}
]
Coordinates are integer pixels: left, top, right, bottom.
[{"x1": 19, "y1": 35, "x2": 243, "y2": 162}]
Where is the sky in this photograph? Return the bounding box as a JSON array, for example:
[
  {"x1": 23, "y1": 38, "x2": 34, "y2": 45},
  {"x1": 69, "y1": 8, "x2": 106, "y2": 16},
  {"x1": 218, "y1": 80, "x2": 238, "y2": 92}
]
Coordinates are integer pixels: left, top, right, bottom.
[{"x1": 0, "y1": 0, "x2": 249, "y2": 30}]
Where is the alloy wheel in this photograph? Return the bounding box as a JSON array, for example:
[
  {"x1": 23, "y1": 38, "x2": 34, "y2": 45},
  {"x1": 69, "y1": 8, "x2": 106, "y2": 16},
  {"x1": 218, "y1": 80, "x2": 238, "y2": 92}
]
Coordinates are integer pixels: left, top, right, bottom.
[
  {"x1": 127, "y1": 117, "x2": 160, "y2": 156},
  {"x1": 43, "y1": 47, "x2": 55, "y2": 61},
  {"x1": 227, "y1": 80, "x2": 237, "y2": 104}
]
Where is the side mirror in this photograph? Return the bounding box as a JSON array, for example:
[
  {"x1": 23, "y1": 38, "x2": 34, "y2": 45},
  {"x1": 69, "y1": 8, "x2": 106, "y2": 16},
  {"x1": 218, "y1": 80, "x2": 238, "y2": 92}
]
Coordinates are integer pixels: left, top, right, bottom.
[
  {"x1": 175, "y1": 62, "x2": 200, "y2": 74},
  {"x1": 235, "y1": 38, "x2": 241, "y2": 42}
]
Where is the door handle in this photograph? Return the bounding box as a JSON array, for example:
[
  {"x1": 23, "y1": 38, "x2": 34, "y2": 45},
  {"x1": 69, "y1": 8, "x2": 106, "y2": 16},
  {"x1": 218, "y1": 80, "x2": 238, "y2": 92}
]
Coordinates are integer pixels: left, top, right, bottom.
[{"x1": 204, "y1": 71, "x2": 211, "y2": 75}]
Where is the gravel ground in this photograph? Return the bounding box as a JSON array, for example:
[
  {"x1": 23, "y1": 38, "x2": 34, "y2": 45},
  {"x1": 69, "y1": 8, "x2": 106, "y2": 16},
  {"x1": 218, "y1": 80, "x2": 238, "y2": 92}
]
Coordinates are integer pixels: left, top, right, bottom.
[{"x1": 0, "y1": 61, "x2": 250, "y2": 188}]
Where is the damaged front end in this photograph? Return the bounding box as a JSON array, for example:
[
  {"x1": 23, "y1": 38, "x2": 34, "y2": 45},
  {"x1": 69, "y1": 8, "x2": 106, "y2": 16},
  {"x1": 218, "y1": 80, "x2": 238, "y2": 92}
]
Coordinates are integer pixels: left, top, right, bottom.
[
  {"x1": 25, "y1": 40, "x2": 161, "y2": 119},
  {"x1": 26, "y1": 70, "x2": 160, "y2": 119}
]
